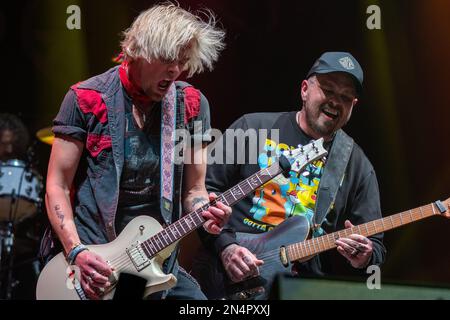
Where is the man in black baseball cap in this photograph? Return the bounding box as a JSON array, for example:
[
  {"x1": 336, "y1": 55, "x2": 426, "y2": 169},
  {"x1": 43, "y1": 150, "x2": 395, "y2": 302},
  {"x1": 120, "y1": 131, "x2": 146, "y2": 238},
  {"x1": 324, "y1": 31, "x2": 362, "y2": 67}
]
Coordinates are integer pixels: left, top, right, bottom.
[
  {"x1": 306, "y1": 51, "x2": 363, "y2": 95},
  {"x1": 296, "y1": 51, "x2": 384, "y2": 270},
  {"x1": 299, "y1": 51, "x2": 363, "y2": 142},
  {"x1": 196, "y1": 51, "x2": 385, "y2": 297}
]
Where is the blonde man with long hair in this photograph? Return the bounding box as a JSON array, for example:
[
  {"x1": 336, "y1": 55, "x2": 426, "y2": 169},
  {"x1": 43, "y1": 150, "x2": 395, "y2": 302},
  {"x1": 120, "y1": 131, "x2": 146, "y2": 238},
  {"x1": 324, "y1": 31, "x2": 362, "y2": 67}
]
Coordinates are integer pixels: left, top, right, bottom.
[{"x1": 42, "y1": 3, "x2": 230, "y2": 300}]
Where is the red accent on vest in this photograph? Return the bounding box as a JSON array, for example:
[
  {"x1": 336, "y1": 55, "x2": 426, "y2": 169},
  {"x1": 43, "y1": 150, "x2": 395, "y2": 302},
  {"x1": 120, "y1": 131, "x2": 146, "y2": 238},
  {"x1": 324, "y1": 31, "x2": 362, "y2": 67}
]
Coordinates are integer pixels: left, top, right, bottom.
[
  {"x1": 71, "y1": 83, "x2": 108, "y2": 124},
  {"x1": 183, "y1": 86, "x2": 201, "y2": 124},
  {"x1": 86, "y1": 133, "x2": 112, "y2": 158}
]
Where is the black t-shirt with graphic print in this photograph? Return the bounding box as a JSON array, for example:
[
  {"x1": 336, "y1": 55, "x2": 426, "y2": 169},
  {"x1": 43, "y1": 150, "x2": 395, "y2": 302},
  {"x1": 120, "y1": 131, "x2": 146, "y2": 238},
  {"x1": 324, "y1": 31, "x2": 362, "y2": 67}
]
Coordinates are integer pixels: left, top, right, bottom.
[
  {"x1": 204, "y1": 111, "x2": 329, "y2": 235},
  {"x1": 201, "y1": 111, "x2": 385, "y2": 276},
  {"x1": 115, "y1": 87, "x2": 212, "y2": 234},
  {"x1": 115, "y1": 99, "x2": 163, "y2": 234}
]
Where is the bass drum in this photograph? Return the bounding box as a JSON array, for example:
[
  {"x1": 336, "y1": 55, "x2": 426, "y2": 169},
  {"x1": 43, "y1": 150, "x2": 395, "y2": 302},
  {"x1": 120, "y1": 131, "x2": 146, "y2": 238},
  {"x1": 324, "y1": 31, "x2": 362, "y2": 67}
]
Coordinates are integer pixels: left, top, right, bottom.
[{"x1": 0, "y1": 159, "x2": 43, "y2": 223}]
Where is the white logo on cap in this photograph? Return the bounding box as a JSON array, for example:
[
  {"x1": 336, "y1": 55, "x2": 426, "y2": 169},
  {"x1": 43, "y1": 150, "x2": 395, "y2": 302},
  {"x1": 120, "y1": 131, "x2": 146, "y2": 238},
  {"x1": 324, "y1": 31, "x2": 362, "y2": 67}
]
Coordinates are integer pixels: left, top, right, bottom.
[{"x1": 339, "y1": 57, "x2": 355, "y2": 70}]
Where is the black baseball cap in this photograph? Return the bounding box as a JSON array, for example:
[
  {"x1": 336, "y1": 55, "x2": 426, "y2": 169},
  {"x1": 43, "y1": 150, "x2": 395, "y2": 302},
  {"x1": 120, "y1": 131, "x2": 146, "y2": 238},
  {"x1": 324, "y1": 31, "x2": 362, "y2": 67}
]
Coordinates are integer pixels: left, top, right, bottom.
[{"x1": 306, "y1": 52, "x2": 364, "y2": 95}]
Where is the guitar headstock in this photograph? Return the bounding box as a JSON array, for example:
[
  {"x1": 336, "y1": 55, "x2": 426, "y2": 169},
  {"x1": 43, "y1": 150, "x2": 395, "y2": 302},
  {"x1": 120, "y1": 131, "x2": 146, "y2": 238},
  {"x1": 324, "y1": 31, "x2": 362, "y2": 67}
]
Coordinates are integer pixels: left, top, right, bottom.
[{"x1": 282, "y1": 138, "x2": 328, "y2": 174}]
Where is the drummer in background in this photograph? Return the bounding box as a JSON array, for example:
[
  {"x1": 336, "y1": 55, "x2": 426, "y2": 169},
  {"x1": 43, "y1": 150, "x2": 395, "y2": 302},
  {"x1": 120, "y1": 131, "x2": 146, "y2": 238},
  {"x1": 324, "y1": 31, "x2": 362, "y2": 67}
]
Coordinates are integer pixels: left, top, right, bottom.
[{"x1": 0, "y1": 113, "x2": 30, "y2": 162}]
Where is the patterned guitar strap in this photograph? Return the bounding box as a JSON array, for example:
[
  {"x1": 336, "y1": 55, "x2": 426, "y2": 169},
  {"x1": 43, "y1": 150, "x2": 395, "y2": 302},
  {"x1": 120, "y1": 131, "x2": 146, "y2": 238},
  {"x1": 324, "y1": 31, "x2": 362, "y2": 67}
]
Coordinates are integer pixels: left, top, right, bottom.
[{"x1": 160, "y1": 83, "x2": 177, "y2": 225}]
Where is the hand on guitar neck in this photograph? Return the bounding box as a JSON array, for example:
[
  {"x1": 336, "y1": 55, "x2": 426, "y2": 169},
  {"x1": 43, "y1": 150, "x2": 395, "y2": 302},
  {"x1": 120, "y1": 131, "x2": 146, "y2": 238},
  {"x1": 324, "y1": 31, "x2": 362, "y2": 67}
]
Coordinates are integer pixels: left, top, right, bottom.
[
  {"x1": 220, "y1": 244, "x2": 264, "y2": 283},
  {"x1": 200, "y1": 193, "x2": 232, "y2": 235},
  {"x1": 335, "y1": 220, "x2": 374, "y2": 269}
]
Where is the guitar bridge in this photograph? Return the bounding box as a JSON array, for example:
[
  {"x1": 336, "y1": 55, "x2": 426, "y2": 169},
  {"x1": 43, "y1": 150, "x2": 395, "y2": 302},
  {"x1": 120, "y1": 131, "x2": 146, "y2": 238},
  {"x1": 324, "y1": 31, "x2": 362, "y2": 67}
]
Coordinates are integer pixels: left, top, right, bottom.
[{"x1": 126, "y1": 242, "x2": 151, "y2": 271}]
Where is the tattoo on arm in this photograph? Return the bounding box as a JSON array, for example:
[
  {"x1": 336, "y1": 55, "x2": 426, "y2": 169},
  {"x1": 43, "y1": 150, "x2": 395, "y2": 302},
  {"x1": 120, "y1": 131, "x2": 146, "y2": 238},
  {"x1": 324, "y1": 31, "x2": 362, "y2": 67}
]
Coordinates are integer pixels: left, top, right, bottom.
[
  {"x1": 55, "y1": 205, "x2": 65, "y2": 230},
  {"x1": 188, "y1": 196, "x2": 208, "y2": 212}
]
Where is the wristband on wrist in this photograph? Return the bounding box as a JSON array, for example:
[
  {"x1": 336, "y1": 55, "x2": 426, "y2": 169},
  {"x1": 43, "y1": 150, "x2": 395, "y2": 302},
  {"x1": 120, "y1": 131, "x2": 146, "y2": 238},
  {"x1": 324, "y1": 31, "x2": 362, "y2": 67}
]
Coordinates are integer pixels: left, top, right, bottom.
[{"x1": 66, "y1": 243, "x2": 89, "y2": 265}]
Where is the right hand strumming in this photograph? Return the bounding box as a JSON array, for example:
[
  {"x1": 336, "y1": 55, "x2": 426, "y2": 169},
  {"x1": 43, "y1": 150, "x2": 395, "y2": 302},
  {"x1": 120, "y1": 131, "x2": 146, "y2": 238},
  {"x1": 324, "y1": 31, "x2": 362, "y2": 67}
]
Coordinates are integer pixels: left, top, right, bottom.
[
  {"x1": 220, "y1": 244, "x2": 264, "y2": 283},
  {"x1": 74, "y1": 250, "x2": 113, "y2": 300}
]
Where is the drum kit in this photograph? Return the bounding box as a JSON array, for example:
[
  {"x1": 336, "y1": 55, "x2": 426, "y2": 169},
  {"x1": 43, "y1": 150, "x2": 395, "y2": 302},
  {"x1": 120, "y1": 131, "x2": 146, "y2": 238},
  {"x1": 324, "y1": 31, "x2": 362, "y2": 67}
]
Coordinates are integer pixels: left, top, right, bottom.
[{"x1": 0, "y1": 126, "x2": 54, "y2": 299}]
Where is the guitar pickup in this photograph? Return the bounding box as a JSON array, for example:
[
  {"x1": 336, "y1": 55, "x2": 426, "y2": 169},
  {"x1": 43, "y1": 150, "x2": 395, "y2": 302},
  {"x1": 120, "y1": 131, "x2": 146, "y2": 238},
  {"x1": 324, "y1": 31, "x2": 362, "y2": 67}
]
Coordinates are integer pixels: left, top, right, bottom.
[{"x1": 126, "y1": 242, "x2": 151, "y2": 271}]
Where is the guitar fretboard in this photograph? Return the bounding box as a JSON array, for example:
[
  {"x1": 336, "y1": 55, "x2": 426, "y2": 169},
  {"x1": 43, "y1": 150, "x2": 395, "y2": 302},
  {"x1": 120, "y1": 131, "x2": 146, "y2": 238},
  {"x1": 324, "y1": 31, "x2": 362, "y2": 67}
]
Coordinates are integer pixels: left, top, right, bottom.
[
  {"x1": 140, "y1": 162, "x2": 284, "y2": 258},
  {"x1": 287, "y1": 202, "x2": 441, "y2": 262}
]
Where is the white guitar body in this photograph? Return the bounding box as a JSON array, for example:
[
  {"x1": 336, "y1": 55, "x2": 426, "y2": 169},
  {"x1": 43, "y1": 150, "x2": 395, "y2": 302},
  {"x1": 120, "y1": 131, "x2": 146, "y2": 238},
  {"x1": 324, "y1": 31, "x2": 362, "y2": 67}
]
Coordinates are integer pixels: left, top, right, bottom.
[
  {"x1": 36, "y1": 139, "x2": 329, "y2": 300},
  {"x1": 36, "y1": 216, "x2": 178, "y2": 300}
]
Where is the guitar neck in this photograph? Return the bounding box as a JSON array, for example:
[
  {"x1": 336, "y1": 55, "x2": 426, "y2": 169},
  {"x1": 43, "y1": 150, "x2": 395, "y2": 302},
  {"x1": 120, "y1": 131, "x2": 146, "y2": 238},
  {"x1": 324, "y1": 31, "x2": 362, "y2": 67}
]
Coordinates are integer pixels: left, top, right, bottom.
[
  {"x1": 287, "y1": 202, "x2": 443, "y2": 263},
  {"x1": 140, "y1": 161, "x2": 285, "y2": 258}
]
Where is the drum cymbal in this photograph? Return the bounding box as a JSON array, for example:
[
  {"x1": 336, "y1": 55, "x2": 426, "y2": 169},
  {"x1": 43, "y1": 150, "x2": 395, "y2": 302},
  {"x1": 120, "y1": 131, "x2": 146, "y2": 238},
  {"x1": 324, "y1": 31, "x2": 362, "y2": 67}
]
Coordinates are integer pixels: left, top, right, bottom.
[{"x1": 36, "y1": 127, "x2": 54, "y2": 145}]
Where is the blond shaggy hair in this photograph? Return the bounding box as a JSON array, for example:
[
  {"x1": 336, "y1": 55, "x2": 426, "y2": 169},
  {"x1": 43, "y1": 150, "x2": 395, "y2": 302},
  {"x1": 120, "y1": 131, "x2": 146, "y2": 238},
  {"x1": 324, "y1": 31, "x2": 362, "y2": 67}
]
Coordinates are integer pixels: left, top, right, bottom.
[{"x1": 121, "y1": 2, "x2": 225, "y2": 77}]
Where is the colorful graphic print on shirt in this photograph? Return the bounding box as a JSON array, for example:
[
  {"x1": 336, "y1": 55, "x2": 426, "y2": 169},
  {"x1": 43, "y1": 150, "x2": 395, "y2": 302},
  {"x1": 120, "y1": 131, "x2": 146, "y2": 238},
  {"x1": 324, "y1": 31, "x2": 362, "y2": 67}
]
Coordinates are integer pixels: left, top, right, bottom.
[{"x1": 246, "y1": 138, "x2": 324, "y2": 232}]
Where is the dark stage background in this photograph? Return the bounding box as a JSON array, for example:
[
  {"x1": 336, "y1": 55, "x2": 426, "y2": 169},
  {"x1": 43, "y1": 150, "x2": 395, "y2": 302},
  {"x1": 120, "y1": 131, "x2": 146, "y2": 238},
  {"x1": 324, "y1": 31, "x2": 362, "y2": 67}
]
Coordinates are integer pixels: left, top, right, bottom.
[{"x1": 1, "y1": 0, "x2": 449, "y2": 299}]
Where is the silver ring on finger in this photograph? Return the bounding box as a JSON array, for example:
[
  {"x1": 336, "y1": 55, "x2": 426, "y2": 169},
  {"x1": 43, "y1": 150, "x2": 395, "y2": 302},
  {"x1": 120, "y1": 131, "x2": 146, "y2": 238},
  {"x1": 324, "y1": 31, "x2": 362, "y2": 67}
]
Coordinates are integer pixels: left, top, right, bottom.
[{"x1": 351, "y1": 248, "x2": 360, "y2": 258}]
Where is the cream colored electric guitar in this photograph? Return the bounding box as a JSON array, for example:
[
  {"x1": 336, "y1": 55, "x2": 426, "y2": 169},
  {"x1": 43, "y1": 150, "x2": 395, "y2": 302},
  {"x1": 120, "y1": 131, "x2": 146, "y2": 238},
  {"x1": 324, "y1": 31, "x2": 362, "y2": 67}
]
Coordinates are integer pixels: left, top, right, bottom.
[{"x1": 36, "y1": 139, "x2": 328, "y2": 300}]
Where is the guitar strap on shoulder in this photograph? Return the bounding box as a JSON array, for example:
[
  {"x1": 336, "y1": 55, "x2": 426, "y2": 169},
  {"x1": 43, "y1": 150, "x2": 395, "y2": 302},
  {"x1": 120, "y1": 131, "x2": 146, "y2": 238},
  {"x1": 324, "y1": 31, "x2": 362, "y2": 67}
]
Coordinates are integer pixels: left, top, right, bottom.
[
  {"x1": 313, "y1": 129, "x2": 354, "y2": 235},
  {"x1": 158, "y1": 84, "x2": 185, "y2": 299},
  {"x1": 160, "y1": 83, "x2": 177, "y2": 225}
]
